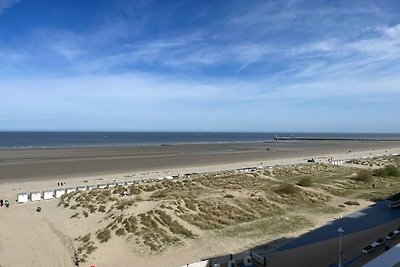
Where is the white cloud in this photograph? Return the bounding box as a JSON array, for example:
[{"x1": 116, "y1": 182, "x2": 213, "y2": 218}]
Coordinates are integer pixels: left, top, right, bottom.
[
  {"x1": 381, "y1": 24, "x2": 400, "y2": 39},
  {"x1": 1, "y1": 1, "x2": 400, "y2": 105}
]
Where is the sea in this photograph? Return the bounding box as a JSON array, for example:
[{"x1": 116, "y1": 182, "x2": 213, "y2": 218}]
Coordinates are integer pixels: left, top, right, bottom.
[{"x1": 0, "y1": 132, "x2": 400, "y2": 149}]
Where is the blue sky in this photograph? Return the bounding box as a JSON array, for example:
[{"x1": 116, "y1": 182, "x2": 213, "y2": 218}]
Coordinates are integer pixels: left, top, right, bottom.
[{"x1": 0, "y1": 0, "x2": 400, "y2": 132}]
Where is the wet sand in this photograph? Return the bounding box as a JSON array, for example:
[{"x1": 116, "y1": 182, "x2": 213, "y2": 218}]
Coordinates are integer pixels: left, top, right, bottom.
[{"x1": 0, "y1": 140, "x2": 399, "y2": 182}]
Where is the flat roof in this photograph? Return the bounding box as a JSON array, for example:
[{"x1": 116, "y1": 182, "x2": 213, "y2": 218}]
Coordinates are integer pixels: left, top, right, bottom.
[{"x1": 363, "y1": 243, "x2": 400, "y2": 267}]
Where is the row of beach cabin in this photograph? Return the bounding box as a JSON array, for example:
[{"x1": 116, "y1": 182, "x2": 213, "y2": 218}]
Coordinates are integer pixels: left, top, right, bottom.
[
  {"x1": 329, "y1": 159, "x2": 346, "y2": 165},
  {"x1": 15, "y1": 175, "x2": 186, "y2": 204},
  {"x1": 235, "y1": 167, "x2": 263, "y2": 173},
  {"x1": 16, "y1": 180, "x2": 139, "y2": 203}
]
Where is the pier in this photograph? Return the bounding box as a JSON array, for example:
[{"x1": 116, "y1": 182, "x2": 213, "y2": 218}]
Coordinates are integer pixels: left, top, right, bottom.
[{"x1": 274, "y1": 135, "x2": 400, "y2": 141}]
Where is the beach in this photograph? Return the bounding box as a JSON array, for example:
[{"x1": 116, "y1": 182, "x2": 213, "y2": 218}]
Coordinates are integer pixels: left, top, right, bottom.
[
  {"x1": 1, "y1": 140, "x2": 400, "y2": 198},
  {"x1": 1, "y1": 140, "x2": 400, "y2": 181},
  {"x1": 1, "y1": 140, "x2": 400, "y2": 267}
]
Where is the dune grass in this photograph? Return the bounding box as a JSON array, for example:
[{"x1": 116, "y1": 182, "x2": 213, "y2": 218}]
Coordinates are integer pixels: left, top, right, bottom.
[
  {"x1": 64, "y1": 157, "x2": 400, "y2": 255},
  {"x1": 220, "y1": 215, "x2": 313, "y2": 238}
]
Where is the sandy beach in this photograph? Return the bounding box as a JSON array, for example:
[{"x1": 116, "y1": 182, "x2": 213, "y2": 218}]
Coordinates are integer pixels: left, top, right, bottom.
[
  {"x1": 1, "y1": 140, "x2": 400, "y2": 267},
  {"x1": 1, "y1": 140, "x2": 400, "y2": 181},
  {"x1": 0, "y1": 140, "x2": 400, "y2": 197}
]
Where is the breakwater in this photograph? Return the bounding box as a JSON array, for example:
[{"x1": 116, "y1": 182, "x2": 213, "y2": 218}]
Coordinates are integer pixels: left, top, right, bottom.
[{"x1": 274, "y1": 136, "x2": 400, "y2": 141}]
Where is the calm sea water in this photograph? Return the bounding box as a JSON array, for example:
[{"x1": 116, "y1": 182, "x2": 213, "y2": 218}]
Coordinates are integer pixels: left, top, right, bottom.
[{"x1": 0, "y1": 132, "x2": 400, "y2": 149}]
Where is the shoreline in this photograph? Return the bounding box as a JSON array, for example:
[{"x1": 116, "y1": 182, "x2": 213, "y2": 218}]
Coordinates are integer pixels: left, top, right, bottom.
[
  {"x1": 1, "y1": 140, "x2": 400, "y2": 199},
  {"x1": 1, "y1": 140, "x2": 400, "y2": 178},
  {"x1": 0, "y1": 139, "x2": 272, "y2": 151}
]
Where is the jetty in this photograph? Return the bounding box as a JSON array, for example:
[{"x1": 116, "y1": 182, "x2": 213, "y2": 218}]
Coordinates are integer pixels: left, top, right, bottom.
[{"x1": 274, "y1": 135, "x2": 400, "y2": 141}]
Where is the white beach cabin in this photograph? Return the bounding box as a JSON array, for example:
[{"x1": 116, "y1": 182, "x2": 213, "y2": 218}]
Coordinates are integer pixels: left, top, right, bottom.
[
  {"x1": 329, "y1": 160, "x2": 346, "y2": 165},
  {"x1": 107, "y1": 183, "x2": 116, "y2": 188},
  {"x1": 55, "y1": 188, "x2": 66, "y2": 198},
  {"x1": 77, "y1": 186, "x2": 87, "y2": 191},
  {"x1": 43, "y1": 190, "x2": 54, "y2": 200},
  {"x1": 87, "y1": 185, "x2": 96, "y2": 190},
  {"x1": 17, "y1": 192, "x2": 29, "y2": 203},
  {"x1": 30, "y1": 191, "x2": 42, "y2": 202},
  {"x1": 66, "y1": 187, "x2": 76, "y2": 194},
  {"x1": 97, "y1": 184, "x2": 107, "y2": 189}
]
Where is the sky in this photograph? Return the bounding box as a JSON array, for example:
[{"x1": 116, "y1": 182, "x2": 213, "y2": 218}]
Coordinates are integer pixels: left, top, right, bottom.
[{"x1": 0, "y1": 0, "x2": 400, "y2": 132}]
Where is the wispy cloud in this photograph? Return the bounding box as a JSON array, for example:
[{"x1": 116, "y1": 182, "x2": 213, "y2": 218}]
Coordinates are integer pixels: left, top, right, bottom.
[{"x1": 1, "y1": 0, "x2": 400, "y2": 131}]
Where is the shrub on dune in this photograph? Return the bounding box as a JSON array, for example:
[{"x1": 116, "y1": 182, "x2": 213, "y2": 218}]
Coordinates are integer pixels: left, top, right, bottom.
[
  {"x1": 354, "y1": 169, "x2": 373, "y2": 183},
  {"x1": 297, "y1": 177, "x2": 313, "y2": 187},
  {"x1": 96, "y1": 229, "x2": 111, "y2": 243},
  {"x1": 274, "y1": 183, "x2": 299, "y2": 194},
  {"x1": 373, "y1": 165, "x2": 400, "y2": 177},
  {"x1": 385, "y1": 165, "x2": 400, "y2": 177}
]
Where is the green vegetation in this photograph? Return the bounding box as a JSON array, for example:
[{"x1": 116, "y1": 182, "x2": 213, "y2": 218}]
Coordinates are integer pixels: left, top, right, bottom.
[
  {"x1": 139, "y1": 211, "x2": 180, "y2": 251},
  {"x1": 274, "y1": 183, "x2": 299, "y2": 195},
  {"x1": 154, "y1": 209, "x2": 195, "y2": 238},
  {"x1": 184, "y1": 198, "x2": 197, "y2": 211},
  {"x1": 349, "y1": 155, "x2": 400, "y2": 168},
  {"x1": 354, "y1": 169, "x2": 373, "y2": 183},
  {"x1": 221, "y1": 215, "x2": 313, "y2": 238},
  {"x1": 115, "y1": 228, "x2": 126, "y2": 236},
  {"x1": 297, "y1": 177, "x2": 313, "y2": 187},
  {"x1": 76, "y1": 233, "x2": 97, "y2": 264},
  {"x1": 344, "y1": 200, "x2": 360, "y2": 206},
  {"x1": 96, "y1": 228, "x2": 111, "y2": 243},
  {"x1": 81, "y1": 233, "x2": 91, "y2": 243},
  {"x1": 115, "y1": 199, "x2": 135, "y2": 211},
  {"x1": 122, "y1": 215, "x2": 138, "y2": 233},
  {"x1": 64, "y1": 158, "x2": 400, "y2": 255},
  {"x1": 71, "y1": 212, "x2": 79, "y2": 219},
  {"x1": 374, "y1": 165, "x2": 400, "y2": 178},
  {"x1": 180, "y1": 198, "x2": 282, "y2": 230}
]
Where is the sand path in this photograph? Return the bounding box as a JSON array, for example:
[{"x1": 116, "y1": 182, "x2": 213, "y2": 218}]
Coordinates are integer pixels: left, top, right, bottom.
[{"x1": 0, "y1": 202, "x2": 74, "y2": 267}]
